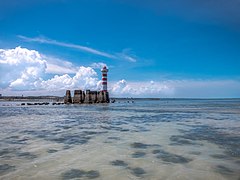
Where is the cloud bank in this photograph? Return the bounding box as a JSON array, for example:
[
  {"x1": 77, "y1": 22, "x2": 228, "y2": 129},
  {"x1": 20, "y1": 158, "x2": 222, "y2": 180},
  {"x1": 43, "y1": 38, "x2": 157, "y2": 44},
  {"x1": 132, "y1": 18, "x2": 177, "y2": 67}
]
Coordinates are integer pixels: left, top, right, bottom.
[
  {"x1": 1, "y1": 47, "x2": 239, "y2": 98},
  {"x1": 0, "y1": 47, "x2": 99, "y2": 91}
]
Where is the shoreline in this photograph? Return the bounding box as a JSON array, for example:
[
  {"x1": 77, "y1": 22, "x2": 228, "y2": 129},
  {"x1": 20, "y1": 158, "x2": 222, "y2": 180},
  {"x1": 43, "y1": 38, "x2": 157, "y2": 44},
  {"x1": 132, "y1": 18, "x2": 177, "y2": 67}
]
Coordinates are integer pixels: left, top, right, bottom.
[{"x1": 0, "y1": 96, "x2": 239, "y2": 102}]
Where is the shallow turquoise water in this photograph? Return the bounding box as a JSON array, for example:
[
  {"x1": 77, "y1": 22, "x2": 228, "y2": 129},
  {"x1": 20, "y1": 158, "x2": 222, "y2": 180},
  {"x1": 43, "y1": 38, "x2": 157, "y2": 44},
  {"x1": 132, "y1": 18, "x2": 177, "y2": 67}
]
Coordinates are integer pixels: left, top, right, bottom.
[{"x1": 0, "y1": 99, "x2": 240, "y2": 179}]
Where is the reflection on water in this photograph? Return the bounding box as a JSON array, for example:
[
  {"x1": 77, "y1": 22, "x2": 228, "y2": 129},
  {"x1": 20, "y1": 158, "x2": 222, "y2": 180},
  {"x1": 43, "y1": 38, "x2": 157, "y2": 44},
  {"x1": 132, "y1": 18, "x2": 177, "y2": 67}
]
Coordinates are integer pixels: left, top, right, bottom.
[{"x1": 0, "y1": 99, "x2": 240, "y2": 179}]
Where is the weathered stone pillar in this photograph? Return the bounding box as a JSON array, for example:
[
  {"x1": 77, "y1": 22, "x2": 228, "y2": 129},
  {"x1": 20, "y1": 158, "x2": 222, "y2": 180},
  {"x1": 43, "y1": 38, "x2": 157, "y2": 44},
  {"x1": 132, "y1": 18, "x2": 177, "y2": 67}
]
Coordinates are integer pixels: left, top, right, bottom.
[
  {"x1": 103, "y1": 91, "x2": 110, "y2": 103},
  {"x1": 73, "y1": 90, "x2": 81, "y2": 103},
  {"x1": 64, "y1": 90, "x2": 72, "y2": 104},
  {"x1": 81, "y1": 91, "x2": 85, "y2": 103},
  {"x1": 97, "y1": 91, "x2": 104, "y2": 103},
  {"x1": 84, "y1": 90, "x2": 92, "y2": 103},
  {"x1": 91, "y1": 91, "x2": 97, "y2": 103}
]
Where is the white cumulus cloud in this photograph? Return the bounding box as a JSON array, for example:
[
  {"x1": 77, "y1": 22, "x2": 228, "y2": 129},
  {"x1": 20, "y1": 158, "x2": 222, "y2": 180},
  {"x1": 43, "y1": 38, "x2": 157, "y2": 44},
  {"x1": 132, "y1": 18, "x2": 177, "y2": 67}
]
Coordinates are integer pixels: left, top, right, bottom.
[
  {"x1": 110, "y1": 79, "x2": 174, "y2": 97},
  {"x1": 39, "y1": 66, "x2": 100, "y2": 91},
  {"x1": 0, "y1": 47, "x2": 100, "y2": 91},
  {"x1": 0, "y1": 46, "x2": 47, "y2": 90}
]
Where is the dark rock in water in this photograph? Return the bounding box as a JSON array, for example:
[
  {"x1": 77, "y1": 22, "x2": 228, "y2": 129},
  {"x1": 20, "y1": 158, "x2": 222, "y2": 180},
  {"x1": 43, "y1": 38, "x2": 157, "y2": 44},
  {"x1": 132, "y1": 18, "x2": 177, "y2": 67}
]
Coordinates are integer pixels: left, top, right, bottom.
[
  {"x1": 61, "y1": 169, "x2": 100, "y2": 179},
  {"x1": 0, "y1": 164, "x2": 15, "y2": 175},
  {"x1": 21, "y1": 103, "x2": 25, "y2": 105},
  {"x1": 129, "y1": 167, "x2": 146, "y2": 177},
  {"x1": 132, "y1": 151, "x2": 146, "y2": 158},
  {"x1": 215, "y1": 165, "x2": 234, "y2": 175},
  {"x1": 111, "y1": 99, "x2": 115, "y2": 103},
  {"x1": 47, "y1": 149, "x2": 58, "y2": 153},
  {"x1": 111, "y1": 160, "x2": 128, "y2": 167}
]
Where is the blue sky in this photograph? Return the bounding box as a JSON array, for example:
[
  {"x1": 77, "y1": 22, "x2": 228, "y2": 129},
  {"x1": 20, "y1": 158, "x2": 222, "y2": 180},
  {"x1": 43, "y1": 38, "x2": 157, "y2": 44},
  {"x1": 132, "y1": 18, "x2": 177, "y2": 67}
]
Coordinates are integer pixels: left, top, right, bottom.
[{"x1": 0, "y1": 0, "x2": 240, "y2": 97}]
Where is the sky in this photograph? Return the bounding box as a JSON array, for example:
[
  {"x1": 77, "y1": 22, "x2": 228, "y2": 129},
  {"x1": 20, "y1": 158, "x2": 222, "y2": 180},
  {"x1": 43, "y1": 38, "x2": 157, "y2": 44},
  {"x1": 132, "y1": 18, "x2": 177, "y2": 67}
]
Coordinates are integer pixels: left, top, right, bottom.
[{"x1": 0, "y1": 0, "x2": 240, "y2": 98}]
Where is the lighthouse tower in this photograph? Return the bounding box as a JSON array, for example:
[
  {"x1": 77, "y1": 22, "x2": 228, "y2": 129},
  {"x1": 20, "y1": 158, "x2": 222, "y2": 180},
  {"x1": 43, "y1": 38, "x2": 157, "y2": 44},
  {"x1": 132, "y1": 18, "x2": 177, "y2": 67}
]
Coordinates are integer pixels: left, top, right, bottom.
[{"x1": 101, "y1": 66, "x2": 108, "y2": 92}]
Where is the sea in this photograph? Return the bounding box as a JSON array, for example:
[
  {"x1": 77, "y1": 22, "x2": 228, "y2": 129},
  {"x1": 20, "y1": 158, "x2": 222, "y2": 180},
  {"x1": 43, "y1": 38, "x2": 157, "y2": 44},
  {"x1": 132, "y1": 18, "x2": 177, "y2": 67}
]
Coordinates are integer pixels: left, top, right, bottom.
[{"x1": 0, "y1": 99, "x2": 240, "y2": 180}]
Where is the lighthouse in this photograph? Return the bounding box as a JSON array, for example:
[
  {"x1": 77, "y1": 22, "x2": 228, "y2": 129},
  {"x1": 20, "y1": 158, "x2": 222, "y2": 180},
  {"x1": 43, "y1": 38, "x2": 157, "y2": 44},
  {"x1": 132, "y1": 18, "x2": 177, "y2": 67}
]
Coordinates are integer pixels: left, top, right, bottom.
[
  {"x1": 101, "y1": 66, "x2": 108, "y2": 92},
  {"x1": 64, "y1": 66, "x2": 110, "y2": 104}
]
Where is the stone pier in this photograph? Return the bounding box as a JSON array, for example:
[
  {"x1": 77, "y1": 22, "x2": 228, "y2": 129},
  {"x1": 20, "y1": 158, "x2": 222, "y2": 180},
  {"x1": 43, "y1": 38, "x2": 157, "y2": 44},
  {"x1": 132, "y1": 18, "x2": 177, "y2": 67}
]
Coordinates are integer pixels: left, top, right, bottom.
[{"x1": 64, "y1": 89, "x2": 109, "y2": 104}]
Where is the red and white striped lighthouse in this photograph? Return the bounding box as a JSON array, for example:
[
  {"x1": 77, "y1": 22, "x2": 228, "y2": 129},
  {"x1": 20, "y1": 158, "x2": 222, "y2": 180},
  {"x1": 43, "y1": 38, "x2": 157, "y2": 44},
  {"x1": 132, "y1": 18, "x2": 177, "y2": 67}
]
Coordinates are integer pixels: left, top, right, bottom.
[{"x1": 101, "y1": 66, "x2": 108, "y2": 92}]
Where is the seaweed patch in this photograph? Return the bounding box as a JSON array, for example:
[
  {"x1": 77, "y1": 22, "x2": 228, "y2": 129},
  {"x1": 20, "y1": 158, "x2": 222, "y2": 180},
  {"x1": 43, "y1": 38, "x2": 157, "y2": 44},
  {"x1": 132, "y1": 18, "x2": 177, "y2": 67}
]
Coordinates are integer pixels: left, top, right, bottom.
[
  {"x1": 214, "y1": 165, "x2": 234, "y2": 175},
  {"x1": 128, "y1": 167, "x2": 146, "y2": 177},
  {"x1": 153, "y1": 149, "x2": 192, "y2": 164},
  {"x1": 0, "y1": 164, "x2": 16, "y2": 175},
  {"x1": 131, "y1": 151, "x2": 146, "y2": 158},
  {"x1": 131, "y1": 142, "x2": 160, "y2": 149},
  {"x1": 110, "y1": 160, "x2": 128, "y2": 167},
  {"x1": 61, "y1": 169, "x2": 100, "y2": 179}
]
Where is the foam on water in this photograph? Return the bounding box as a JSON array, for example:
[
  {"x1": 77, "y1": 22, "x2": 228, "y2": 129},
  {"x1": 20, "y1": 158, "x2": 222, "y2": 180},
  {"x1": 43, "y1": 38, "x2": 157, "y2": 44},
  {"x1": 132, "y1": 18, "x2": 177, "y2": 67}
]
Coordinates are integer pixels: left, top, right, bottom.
[{"x1": 0, "y1": 99, "x2": 240, "y2": 179}]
